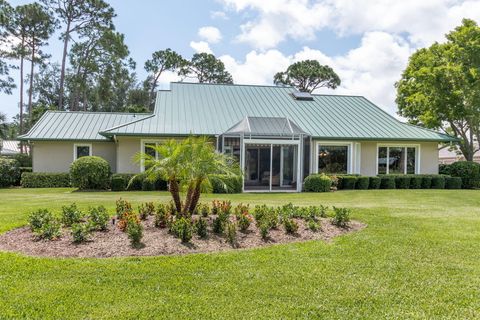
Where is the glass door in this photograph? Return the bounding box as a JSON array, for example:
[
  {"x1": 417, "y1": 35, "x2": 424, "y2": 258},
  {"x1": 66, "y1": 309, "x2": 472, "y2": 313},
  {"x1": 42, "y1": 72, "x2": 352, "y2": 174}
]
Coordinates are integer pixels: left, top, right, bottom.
[{"x1": 281, "y1": 145, "x2": 296, "y2": 188}]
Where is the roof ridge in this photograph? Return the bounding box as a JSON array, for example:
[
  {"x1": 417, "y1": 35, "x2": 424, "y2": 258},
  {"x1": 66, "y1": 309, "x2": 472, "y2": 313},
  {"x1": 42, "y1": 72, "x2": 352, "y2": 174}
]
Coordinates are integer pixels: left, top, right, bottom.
[
  {"x1": 310, "y1": 93, "x2": 365, "y2": 98},
  {"x1": 44, "y1": 110, "x2": 152, "y2": 115},
  {"x1": 171, "y1": 81, "x2": 294, "y2": 89},
  {"x1": 100, "y1": 114, "x2": 156, "y2": 135}
]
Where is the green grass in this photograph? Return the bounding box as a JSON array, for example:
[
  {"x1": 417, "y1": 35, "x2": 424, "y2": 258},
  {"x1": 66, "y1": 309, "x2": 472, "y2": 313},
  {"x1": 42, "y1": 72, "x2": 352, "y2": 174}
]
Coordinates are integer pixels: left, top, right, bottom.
[{"x1": 1, "y1": 188, "x2": 480, "y2": 319}]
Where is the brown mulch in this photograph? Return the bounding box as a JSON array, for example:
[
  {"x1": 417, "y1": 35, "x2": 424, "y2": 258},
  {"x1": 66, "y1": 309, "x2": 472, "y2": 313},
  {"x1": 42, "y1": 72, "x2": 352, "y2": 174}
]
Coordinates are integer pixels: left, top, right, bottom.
[{"x1": 0, "y1": 216, "x2": 366, "y2": 258}]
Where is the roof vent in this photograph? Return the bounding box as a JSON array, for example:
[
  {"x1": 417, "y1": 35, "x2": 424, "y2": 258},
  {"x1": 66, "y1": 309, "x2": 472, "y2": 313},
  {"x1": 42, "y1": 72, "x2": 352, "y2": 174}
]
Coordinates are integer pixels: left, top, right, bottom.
[{"x1": 292, "y1": 91, "x2": 314, "y2": 101}]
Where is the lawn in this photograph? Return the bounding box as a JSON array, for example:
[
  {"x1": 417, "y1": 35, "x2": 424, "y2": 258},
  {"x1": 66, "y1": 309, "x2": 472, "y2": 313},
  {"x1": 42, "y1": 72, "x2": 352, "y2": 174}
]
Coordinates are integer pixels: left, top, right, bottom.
[{"x1": 1, "y1": 188, "x2": 480, "y2": 319}]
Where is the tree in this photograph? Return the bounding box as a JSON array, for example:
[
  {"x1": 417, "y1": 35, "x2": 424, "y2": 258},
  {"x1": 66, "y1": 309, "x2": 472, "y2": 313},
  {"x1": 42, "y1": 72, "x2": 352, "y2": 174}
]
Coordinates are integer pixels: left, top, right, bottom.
[
  {"x1": 396, "y1": 19, "x2": 480, "y2": 161},
  {"x1": 0, "y1": 112, "x2": 8, "y2": 139},
  {"x1": 274, "y1": 60, "x2": 341, "y2": 93},
  {"x1": 32, "y1": 62, "x2": 63, "y2": 107},
  {"x1": 0, "y1": 0, "x2": 15, "y2": 95},
  {"x1": 41, "y1": 0, "x2": 115, "y2": 110},
  {"x1": 179, "y1": 53, "x2": 233, "y2": 84},
  {"x1": 144, "y1": 49, "x2": 186, "y2": 108}
]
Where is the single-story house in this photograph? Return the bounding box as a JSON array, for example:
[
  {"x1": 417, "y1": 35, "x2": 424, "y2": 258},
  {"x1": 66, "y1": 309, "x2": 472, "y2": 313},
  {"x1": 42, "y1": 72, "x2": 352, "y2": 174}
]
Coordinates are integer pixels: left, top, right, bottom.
[
  {"x1": 19, "y1": 82, "x2": 457, "y2": 192},
  {"x1": 0, "y1": 140, "x2": 27, "y2": 156}
]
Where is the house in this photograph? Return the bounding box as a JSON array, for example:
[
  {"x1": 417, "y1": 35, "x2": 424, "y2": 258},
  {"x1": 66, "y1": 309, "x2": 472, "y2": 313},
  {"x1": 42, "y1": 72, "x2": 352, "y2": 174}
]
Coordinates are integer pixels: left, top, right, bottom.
[
  {"x1": 19, "y1": 82, "x2": 457, "y2": 192},
  {"x1": 0, "y1": 140, "x2": 27, "y2": 156},
  {"x1": 438, "y1": 145, "x2": 480, "y2": 164}
]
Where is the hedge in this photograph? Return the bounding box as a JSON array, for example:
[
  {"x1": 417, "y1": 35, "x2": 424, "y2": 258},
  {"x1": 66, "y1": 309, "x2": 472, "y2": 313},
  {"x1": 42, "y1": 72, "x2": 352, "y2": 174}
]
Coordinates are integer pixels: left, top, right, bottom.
[
  {"x1": 447, "y1": 161, "x2": 480, "y2": 189},
  {"x1": 111, "y1": 175, "x2": 127, "y2": 191},
  {"x1": 0, "y1": 158, "x2": 20, "y2": 187},
  {"x1": 409, "y1": 175, "x2": 423, "y2": 189},
  {"x1": 70, "y1": 156, "x2": 111, "y2": 190},
  {"x1": 420, "y1": 175, "x2": 432, "y2": 189},
  {"x1": 304, "y1": 174, "x2": 332, "y2": 192},
  {"x1": 430, "y1": 175, "x2": 446, "y2": 189},
  {"x1": 445, "y1": 176, "x2": 462, "y2": 189},
  {"x1": 21, "y1": 172, "x2": 71, "y2": 188},
  {"x1": 379, "y1": 175, "x2": 395, "y2": 189},
  {"x1": 369, "y1": 176, "x2": 381, "y2": 189},
  {"x1": 394, "y1": 175, "x2": 411, "y2": 189},
  {"x1": 335, "y1": 174, "x2": 359, "y2": 190},
  {"x1": 356, "y1": 176, "x2": 369, "y2": 190},
  {"x1": 211, "y1": 175, "x2": 242, "y2": 193}
]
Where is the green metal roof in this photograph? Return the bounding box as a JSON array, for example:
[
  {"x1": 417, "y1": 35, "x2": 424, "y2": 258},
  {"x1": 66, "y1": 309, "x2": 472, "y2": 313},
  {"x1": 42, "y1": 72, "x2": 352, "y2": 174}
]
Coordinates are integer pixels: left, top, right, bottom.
[
  {"x1": 224, "y1": 116, "x2": 305, "y2": 137},
  {"x1": 19, "y1": 111, "x2": 152, "y2": 141},
  {"x1": 101, "y1": 82, "x2": 456, "y2": 142}
]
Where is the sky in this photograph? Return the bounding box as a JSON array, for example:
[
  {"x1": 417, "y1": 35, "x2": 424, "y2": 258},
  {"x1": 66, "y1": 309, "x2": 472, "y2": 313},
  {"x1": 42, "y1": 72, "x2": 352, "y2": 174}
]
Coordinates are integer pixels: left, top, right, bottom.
[{"x1": 2, "y1": 0, "x2": 480, "y2": 121}]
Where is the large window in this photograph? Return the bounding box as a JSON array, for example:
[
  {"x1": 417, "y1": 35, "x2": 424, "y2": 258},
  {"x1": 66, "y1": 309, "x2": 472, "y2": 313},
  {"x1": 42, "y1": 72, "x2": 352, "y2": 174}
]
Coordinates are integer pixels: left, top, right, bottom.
[
  {"x1": 378, "y1": 145, "x2": 417, "y2": 174},
  {"x1": 74, "y1": 144, "x2": 91, "y2": 160},
  {"x1": 318, "y1": 145, "x2": 349, "y2": 174},
  {"x1": 141, "y1": 141, "x2": 163, "y2": 171}
]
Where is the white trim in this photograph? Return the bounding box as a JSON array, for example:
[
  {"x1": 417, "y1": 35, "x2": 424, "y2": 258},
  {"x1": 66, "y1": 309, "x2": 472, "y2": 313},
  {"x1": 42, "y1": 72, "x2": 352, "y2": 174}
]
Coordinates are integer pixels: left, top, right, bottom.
[
  {"x1": 244, "y1": 138, "x2": 300, "y2": 145},
  {"x1": 73, "y1": 143, "x2": 92, "y2": 161},
  {"x1": 375, "y1": 143, "x2": 421, "y2": 174},
  {"x1": 314, "y1": 140, "x2": 354, "y2": 174},
  {"x1": 355, "y1": 143, "x2": 361, "y2": 174}
]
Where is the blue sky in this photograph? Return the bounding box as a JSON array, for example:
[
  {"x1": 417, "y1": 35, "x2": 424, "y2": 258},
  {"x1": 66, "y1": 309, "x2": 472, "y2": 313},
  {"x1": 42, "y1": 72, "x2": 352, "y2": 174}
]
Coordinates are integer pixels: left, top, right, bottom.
[{"x1": 2, "y1": 0, "x2": 480, "y2": 121}]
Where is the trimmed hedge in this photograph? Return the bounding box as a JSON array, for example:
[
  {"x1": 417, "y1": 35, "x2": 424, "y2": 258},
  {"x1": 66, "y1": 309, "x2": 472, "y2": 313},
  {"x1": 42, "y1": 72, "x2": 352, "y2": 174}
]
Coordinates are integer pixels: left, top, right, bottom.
[
  {"x1": 340, "y1": 176, "x2": 357, "y2": 190},
  {"x1": 304, "y1": 174, "x2": 332, "y2": 192},
  {"x1": 445, "y1": 176, "x2": 462, "y2": 189},
  {"x1": 369, "y1": 176, "x2": 381, "y2": 189},
  {"x1": 111, "y1": 175, "x2": 127, "y2": 191},
  {"x1": 430, "y1": 175, "x2": 446, "y2": 189},
  {"x1": 0, "y1": 158, "x2": 20, "y2": 187},
  {"x1": 356, "y1": 176, "x2": 369, "y2": 190},
  {"x1": 379, "y1": 175, "x2": 396, "y2": 189},
  {"x1": 394, "y1": 175, "x2": 411, "y2": 189},
  {"x1": 211, "y1": 175, "x2": 242, "y2": 194},
  {"x1": 70, "y1": 156, "x2": 111, "y2": 190},
  {"x1": 409, "y1": 175, "x2": 423, "y2": 189},
  {"x1": 21, "y1": 172, "x2": 71, "y2": 188},
  {"x1": 420, "y1": 175, "x2": 432, "y2": 189},
  {"x1": 447, "y1": 161, "x2": 480, "y2": 189}
]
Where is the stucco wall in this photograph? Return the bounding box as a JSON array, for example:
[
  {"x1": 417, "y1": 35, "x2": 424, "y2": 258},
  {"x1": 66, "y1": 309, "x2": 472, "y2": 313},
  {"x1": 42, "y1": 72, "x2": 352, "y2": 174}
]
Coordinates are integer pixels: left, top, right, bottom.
[
  {"x1": 32, "y1": 141, "x2": 116, "y2": 173},
  {"x1": 116, "y1": 137, "x2": 141, "y2": 173}
]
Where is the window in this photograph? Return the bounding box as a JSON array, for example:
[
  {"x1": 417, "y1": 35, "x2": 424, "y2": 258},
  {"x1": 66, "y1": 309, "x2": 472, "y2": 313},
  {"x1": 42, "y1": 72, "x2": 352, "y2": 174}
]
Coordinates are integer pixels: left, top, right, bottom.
[
  {"x1": 318, "y1": 145, "x2": 349, "y2": 174},
  {"x1": 223, "y1": 137, "x2": 240, "y2": 162},
  {"x1": 377, "y1": 145, "x2": 418, "y2": 174},
  {"x1": 74, "y1": 144, "x2": 91, "y2": 160},
  {"x1": 141, "y1": 140, "x2": 163, "y2": 171}
]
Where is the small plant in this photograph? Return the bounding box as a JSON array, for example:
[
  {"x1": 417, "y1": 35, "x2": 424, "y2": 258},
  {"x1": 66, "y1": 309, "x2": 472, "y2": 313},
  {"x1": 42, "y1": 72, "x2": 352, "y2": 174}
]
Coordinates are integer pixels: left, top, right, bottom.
[
  {"x1": 318, "y1": 205, "x2": 328, "y2": 218},
  {"x1": 117, "y1": 211, "x2": 139, "y2": 232},
  {"x1": 154, "y1": 203, "x2": 171, "y2": 228},
  {"x1": 308, "y1": 219, "x2": 320, "y2": 232},
  {"x1": 116, "y1": 198, "x2": 132, "y2": 220},
  {"x1": 234, "y1": 203, "x2": 249, "y2": 218},
  {"x1": 237, "y1": 213, "x2": 252, "y2": 232},
  {"x1": 127, "y1": 219, "x2": 144, "y2": 247},
  {"x1": 259, "y1": 222, "x2": 269, "y2": 240},
  {"x1": 28, "y1": 209, "x2": 51, "y2": 232},
  {"x1": 28, "y1": 209, "x2": 62, "y2": 240},
  {"x1": 212, "y1": 200, "x2": 231, "y2": 215},
  {"x1": 138, "y1": 202, "x2": 155, "y2": 220},
  {"x1": 87, "y1": 206, "x2": 109, "y2": 231},
  {"x1": 331, "y1": 207, "x2": 351, "y2": 228},
  {"x1": 254, "y1": 205, "x2": 279, "y2": 229},
  {"x1": 71, "y1": 223, "x2": 91, "y2": 243},
  {"x1": 225, "y1": 222, "x2": 237, "y2": 247},
  {"x1": 198, "y1": 203, "x2": 210, "y2": 217},
  {"x1": 212, "y1": 210, "x2": 230, "y2": 234},
  {"x1": 283, "y1": 217, "x2": 299, "y2": 234},
  {"x1": 61, "y1": 203, "x2": 82, "y2": 227},
  {"x1": 194, "y1": 217, "x2": 208, "y2": 238},
  {"x1": 36, "y1": 219, "x2": 62, "y2": 240},
  {"x1": 171, "y1": 217, "x2": 193, "y2": 243}
]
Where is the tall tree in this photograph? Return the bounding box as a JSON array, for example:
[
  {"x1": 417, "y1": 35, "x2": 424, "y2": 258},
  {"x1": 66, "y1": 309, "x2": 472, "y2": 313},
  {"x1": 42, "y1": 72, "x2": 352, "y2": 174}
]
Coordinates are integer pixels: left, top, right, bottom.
[
  {"x1": 0, "y1": 0, "x2": 15, "y2": 94},
  {"x1": 396, "y1": 19, "x2": 480, "y2": 161},
  {"x1": 32, "y1": 62, "x2": 62, "y2": 107},
  {"x1": 274, "y1": 60, "x2": 341, "y2": 93},
  {"x1": 179, "y1": 53, "x2": 233, "y2": 84},
  {"x1": 0, "y1": 112, "x2": 8, "y2": 139},
  {"x1": 144, "y1": 49, "x2": 186, "y2": 108},
  {"x1": 41, "y1": 0, "x2": 115, "y2": 110}
]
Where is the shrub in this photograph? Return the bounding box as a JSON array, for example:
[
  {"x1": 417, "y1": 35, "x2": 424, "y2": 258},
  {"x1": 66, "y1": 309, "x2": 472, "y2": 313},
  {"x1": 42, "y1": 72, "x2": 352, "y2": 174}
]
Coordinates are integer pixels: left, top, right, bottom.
[
  {"x1": 71, "y1": 223, "x2": 91, "y2": 244},
  {"x1": 356, "y1": 176, "x2": 369, "y2": 190},
  {"x1": 212, "y1": 211, "x2": 229, "y2": 234},
  {"x1": 259, "y1": 222, "x2": 269, "y2": 240},
  {"x1": 127, "y1": 219, "x2": 143, "y2": 247},
  {"x1": 110, "y1": 175, "x2": 126, "y2": 191},
  {"x1": 116, "y1": 198, "x2": 132, "y2": 220},
  {"x1": 234, "y1": 203, "x2": 249, "y2": 218},
  {"x1": 445, "y1": 176, "x2": 462, "y2": 189},
  {"x1": 369, "y1": 176, "x2": 381, "y2": 189},
  {"x1": 226, "y1": 222, "x2": 237, "y2": 247},
  {"x1": 212, "y1": 200, "x2": 232, "y2": 215},
  {"x1": 87, "y1": 206, "x2": 109, "y2": 231},
  {"x1": 198, "y1": 203, "x2": 210, "y2": 217},
  {"x1": 70, "y1": 156, "x2": 111, "y2": 190},
  {"x1": 7, "y1": 153, "x2": 32, "y2": 167},
  {"x1": 421, "y1": 175, "x2": 432, "y2": 189},
  {"x1": 28, "y1": 209, "x2": 61, "y2": 240},
  {"x1": 283, "y1": 217, "x2": 299, "y2": 234},
  {"x1": 331, "y1": 207, "x2": 351, "y2": 228},
  {"x1": 303, "y1": 174, "x2": 331, "y2": 192},
  {"x1": 394, "y1": 175, "x2": 411, "y2": 189},
  {"x1": 409, "y1": 175, "x2": 423, "y2": 189},
  {"x1": 439, "y1": 163, "x2": 451, "y2": 175},
  {"x1": 430, "y1": 175, "x2": 446, "y2": 189},
  {"x1": 154, "y1": 204, "x2": 171, "y2": 228},
  {"x1": 448, "y1": 161, "x2": 480, "y2": 189},
  {"x1": 339, "y1": 176, "x2": 357, "y2": 190},
  {"x1": 237, "y1": 213, "x2": 252, "y2": 232},
  {"x1": 141, "y1": 178, "x2": 156, "y2": 191},
  {"x1": 0, "y1": 158, "x2": 20, "y2": 187},
  {"x1": 171, "y1": 217, "x2": 192, "y2": 243},
  {"x1": 194, "y1": 217, "x2": 208, "y2": 238},
  {"x1": 126, "y1": 174, "x2": 143, "y2": 191},
  {"x1": 117, "y1": 211, "x2": 139, "y2": 232},
  {"x1": 211, "y1": 175, "x2": 242, "y2": 193},
  {"x1": 253, "y1": 205, "x2": 279, "y2": 229},
  {"x1": 28, "y1": 209, "x2": 52, "y2": 232},
  {"x1": 138, "y1": 202, "x2": 155, "y2": 220},
  {"x1": 308, "y1": 219, "x2": 320, "y2": 232},
  {"x1": 61, "y1": 203, "x2": 83, "y2": 227},
  {"x1": 379, "y1": 175, "x2": 395, "y2": 189},
  {"x1": 21, "y1": 172, "x2": 71, "y2": 188}
]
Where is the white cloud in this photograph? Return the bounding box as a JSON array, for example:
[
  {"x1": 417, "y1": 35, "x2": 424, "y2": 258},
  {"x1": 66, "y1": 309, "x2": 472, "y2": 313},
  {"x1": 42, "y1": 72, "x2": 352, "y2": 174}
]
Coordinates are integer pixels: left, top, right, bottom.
[
  {"x1": 210, "y1": 11, "x2": 228, "y2": 20},
  {"x1": 189, "y1": 41, "x2": 213, "y2": 54},
  {"x1": 198, "y1": 26, "x2": 222, "y2": 43}
]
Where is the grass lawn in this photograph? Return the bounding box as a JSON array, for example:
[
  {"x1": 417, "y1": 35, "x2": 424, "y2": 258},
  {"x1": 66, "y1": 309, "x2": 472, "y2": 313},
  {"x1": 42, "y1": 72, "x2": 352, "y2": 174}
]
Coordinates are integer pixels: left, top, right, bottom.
[{"x1": 1, "y1": 188, "x2": 480, "y2": 319}]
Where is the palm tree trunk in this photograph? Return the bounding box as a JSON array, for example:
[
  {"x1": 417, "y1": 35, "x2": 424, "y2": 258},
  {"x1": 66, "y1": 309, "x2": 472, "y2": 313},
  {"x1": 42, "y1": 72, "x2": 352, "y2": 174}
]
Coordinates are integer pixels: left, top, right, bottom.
[
  {"x1": 168, "y1": 179, "x2": 182, "y2": 213},
  {"x1": 182, "y1": 181, "x2": 195, "y2": 216},
  {"x1": 188, "y1": 179, "x2": 202, "y2": 214}
]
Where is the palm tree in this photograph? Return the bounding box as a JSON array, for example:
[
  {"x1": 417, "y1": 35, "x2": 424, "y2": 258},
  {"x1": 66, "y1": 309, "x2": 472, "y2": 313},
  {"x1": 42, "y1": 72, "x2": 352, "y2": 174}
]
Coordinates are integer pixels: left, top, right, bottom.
[{"x1": 0, "y1": 112, "x2": 8, "y2": 140}]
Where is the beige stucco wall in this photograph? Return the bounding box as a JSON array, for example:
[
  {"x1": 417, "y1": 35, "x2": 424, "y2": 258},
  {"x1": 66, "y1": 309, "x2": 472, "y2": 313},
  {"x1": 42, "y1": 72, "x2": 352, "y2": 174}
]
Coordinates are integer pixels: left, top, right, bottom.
[
  {"x1": 32, "y1": 141, "x2": 116, "y2": 173},
  {"x1": 116, "y1": 137, "x2": 141, "y2": 173}
]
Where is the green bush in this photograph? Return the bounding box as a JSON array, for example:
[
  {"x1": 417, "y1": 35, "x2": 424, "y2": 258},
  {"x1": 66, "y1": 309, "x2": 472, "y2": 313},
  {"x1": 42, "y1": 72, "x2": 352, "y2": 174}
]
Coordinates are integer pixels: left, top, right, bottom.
[
  {"x1": 420, "y1": 175, "x2": 432, "y2": 189},
  {"x1": 61, "y1": 203, "x2": 82, "y2": 227},
  {"x1": 171, "y1": 217, "x2": 192, "y2": 243},
  {"x1": 138, "y1": 202, "x2": 155, "y2": 220},
  {"x1": 369, "y1": 176, "x2": 381, "y2": 189},
  {"x1": 71, "y1": 223, "x2": 91, "y2": 244},
  {"x1": 87, "y1": 206, "x2": 109, "y2": 231},
  {"x1": 110, "y1": 175, "x2": 126, "y2": 191},
  {"x1": 225, "y1": 222, "x2": 237, "y2": 247},
  {"x1": 259, "y1": 222, "x2": 269, "y2": 240},
  {"x1": 28, "y1": 209, "x2": 61, "y2": 240},
  {"x1": 331, "y1": 207, "x2": 351, "y2": 228},
  {"x1": 379, "y1": 176, "x2": 395, "y2": 189},
  {"x1": 237, "y1": 214, "x2": 252, "y2": 232},
  {"x1": 154, "y1": 204, "x2": 171, "y2": 228},
  {"x1": 141, "y1": 178, "x2": 156, "y2": 191},
  {"x1": 430, "y1": 175, "x2": 446, "y2": 189},
  {"x1": 445, "y1": 177, "x2": 462, "y2": 189},
  {"x1": 393, "y1": 175, "x2": 411, "y2": 189},
  {"x1": 448, "y1": 161, "x2": 480, "y2": 189},
  {"x1": 409, "y1": 175, "x2": 423, "y2": 189},
  {"x1": 283, "y1": 217, "x2": 299, "y2": 234},
  {"x1": 303, "y1": 174, "x2": 331, "y2": 192},
  {"x1": 194, "y1": 217, "x2": 208, "y2": 238},
  {"x1": 0, "y1": 158, "x2": 20, "y2": 187},
  {"x1": 212, "y1": 211, "x2": 229, "y2": 234},
  {"x1": 439, "y1": 163, "x2": 451, "y2": 175},
  {"x1": 126, "y1": 174, "x2": 143, "y2": 191},
  {"x1": 4, "y1": 153, "x2": 32, "y2": 167},
  {"x1": 70, "y1": 156, "x2": 111, "y2": 190},
  {"x1": 21, "y1": 172, "x2": 71, "y2": 188},
  {"x1": 339, "y1": 176, "x2": 357, "y2": 190},
  {"x1": 356, "y1": 176, "x2": 370, "y2": 190},
  {"x1": 253, "y1": 205, "x2": 279, "y2": 229},
  {"x1": 308, "y1": 219, "x2": 320, "y2": 232},
  {"x1": 127, "y1": 219, "x2": 144, "y2": 247},
  {"x1": 28, "y1": 209, "x2": 52, "y2": 232},
  {"x1": 211, "y1": 175, "x2": 242, "y2": 193}
]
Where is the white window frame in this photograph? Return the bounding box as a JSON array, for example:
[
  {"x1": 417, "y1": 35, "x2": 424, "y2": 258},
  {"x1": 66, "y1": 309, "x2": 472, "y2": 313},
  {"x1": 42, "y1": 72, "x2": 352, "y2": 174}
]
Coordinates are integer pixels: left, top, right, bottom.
[
  {"x1": 376, "y1": 143, "x2": 421, "y2": 175},
  {"x1": 73, "y1": 143, "x2": 92, "y2": 161},
  {"x1": 140, "y1": 139, "x2": 164, "y2": 172},
  {"x1": 314, "y1": 141, "x2": 354, "y2": 174}
]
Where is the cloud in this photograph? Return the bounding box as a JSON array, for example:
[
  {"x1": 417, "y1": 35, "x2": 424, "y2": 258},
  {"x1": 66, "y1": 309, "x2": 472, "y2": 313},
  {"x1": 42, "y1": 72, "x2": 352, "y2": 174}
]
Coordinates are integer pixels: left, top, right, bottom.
[
  {"x1": 198, "y1": 26, "x2": 222, "y2": 43},
  {"x1": 190, "y1": 41, "x2": 213, "y2": 54},
  {"x1": 210, "y1": 11, "x2": 228, "y2": 20}
]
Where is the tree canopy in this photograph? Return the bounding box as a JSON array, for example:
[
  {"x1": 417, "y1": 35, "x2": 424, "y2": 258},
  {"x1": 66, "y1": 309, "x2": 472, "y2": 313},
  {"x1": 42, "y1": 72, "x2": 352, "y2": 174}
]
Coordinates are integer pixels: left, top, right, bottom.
[
  {"x1": 179, "y1": 53, "x2": 233, "y2": 84},
  {"x1": 396, "y1": 19, "x2": 480, "y2": 161},
  {"x1": 274, "y1": 60, "x2": 341, "y2": 92}
]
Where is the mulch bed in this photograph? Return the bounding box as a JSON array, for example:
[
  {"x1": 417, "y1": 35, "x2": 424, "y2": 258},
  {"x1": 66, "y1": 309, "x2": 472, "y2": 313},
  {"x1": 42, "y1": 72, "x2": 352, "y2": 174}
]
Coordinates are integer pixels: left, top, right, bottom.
[{"x1": 0, "y1": 216, "x2": 366, "y2": 258}]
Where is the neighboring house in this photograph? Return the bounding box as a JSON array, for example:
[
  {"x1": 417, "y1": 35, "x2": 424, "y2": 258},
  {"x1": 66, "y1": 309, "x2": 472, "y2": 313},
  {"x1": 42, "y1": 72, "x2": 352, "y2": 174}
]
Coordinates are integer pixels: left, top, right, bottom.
[
  {"x1": 439, "y1": 145, "x2": 480, "y2": 164},
  {"x1": 19, "y1": 82, "x2": 457, "y2": 192},
  {"x1": 0, "y1": 140, "x2": 27, "y2": 156}
]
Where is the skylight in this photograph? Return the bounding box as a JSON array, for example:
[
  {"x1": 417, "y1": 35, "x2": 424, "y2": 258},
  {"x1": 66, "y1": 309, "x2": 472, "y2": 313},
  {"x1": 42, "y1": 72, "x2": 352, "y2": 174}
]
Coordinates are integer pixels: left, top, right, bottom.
[{"x1": 292, "y1": 91, "x2": 314, "y2": 101}]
